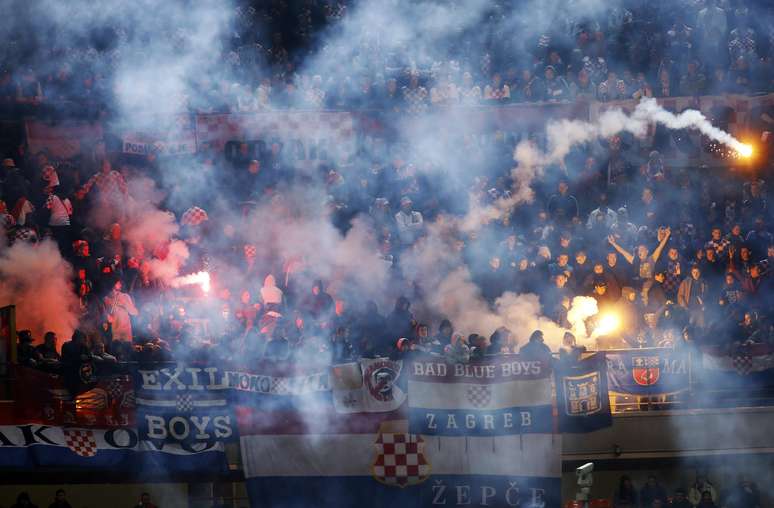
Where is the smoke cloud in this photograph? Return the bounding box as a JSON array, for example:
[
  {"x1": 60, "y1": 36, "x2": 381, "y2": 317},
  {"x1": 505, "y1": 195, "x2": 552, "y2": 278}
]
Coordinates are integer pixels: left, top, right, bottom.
[{"x1": 0, "y1": 240, "x2": 79, "y2": 349}]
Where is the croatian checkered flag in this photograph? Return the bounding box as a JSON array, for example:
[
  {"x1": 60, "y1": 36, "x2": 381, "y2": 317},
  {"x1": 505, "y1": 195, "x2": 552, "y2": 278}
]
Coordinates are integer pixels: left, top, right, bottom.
[{"x1": 181, "y1": 206, "x2": 209, "y2": 226}]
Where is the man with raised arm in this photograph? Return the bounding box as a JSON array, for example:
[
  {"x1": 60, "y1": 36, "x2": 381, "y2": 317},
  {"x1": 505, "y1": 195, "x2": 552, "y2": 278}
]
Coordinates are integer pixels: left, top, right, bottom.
[{"x1": 608, "y1": 226, "x2": 671, "y2": 305}]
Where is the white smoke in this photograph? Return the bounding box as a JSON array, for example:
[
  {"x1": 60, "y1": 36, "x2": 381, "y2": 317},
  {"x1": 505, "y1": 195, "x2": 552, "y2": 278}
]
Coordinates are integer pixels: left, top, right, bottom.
[
  {"x1": 147, "y1": 239, "x2": 190, "y2": 285},
  {"x1": 428, "y1": 96, "x2": 756, "y2": 240},
  {"x1": 123, "y1": 176, "x2": 180, "y2": 252},
  {"x1": 509, "y1": 98, "x2": 752, "y2": 207},
  {"x1": 402, "y1": 222, "x2": 599, "y2": 351},
  {"x1": 241, "y1": 188, "x2": 392, "y2": 309}
]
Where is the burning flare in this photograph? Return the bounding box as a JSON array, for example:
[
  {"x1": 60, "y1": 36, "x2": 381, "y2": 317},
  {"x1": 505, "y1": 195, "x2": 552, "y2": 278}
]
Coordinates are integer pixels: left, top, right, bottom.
[
  {"x1": 171, "y1": 271, "x2": 211, "y2": 293},
  {"x1": 737, "y1": 144, "x2": 753, "y2": 158},
  {"x1": 594, "y1": 312, "x2": 621, "y2": 337}
]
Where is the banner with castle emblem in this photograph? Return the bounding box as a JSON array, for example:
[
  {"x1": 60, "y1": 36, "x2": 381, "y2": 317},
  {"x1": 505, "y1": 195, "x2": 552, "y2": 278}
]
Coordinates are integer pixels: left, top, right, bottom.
[
  {"x1": 555, "y1": 353, "x2": 612, "y2": 433},
  {"x1": 240, "y1": 355, "x2": 561, "y2": 507},
  {"x1": 606, "y1": 349, "x2": 690, "y2": 396}
]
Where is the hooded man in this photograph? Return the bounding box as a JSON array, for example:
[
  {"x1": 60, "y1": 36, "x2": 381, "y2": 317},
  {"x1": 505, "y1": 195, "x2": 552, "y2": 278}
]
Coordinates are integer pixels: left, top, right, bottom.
[
  {"x1": 300, "y1": 279, "x2": 335, "y2": 327},
  {"x1": 260, "y1": 274, "x2": 283, "y2": 309}
]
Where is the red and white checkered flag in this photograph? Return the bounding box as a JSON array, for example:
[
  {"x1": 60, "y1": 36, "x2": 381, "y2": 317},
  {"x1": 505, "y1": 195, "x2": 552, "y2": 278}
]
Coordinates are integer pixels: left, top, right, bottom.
[
  {"x1": 181, "y1": 206, "x2": 209, "y2": 226},
  {"x1": 63, "y1": 429, "x2": 98, "y2": 457}
]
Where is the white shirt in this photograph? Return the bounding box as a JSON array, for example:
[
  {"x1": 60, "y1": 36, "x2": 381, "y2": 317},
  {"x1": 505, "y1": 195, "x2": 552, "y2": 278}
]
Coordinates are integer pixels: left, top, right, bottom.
[
  {"x1": 47, "y1": 194, "x2": 73, "y2": 226},
  {"x1": 395, "y1": 209, "x2": 423, "y2": 245}
]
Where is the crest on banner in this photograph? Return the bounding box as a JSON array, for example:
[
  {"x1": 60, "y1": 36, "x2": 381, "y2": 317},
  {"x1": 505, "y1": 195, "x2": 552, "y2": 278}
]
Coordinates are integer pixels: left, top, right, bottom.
[{"x1": 371, "y1": 420, "x2": 430, "y2": 488}]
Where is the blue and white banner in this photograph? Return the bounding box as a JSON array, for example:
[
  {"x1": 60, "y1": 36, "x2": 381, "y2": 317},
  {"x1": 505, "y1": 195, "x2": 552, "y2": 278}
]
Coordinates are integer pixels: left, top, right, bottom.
[
  {"x1": 240, "y1": 356, "x2": 560, "y2": 507},
  {"x1": 605, "y1": 349, "x2": 690, "y2": 396},
  {"x1": 0, "y1": 424, "x2": 227, "y2": 474},
  {"x1": 136, "y1": 366, "x2": 236, "y2": 446},
  {"x1": 407, "y1": 357, "x2": 553, "y2": 436}
]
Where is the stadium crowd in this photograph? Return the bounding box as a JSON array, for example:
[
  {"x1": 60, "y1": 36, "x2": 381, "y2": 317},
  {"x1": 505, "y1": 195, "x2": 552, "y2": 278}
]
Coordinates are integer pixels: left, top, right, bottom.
[
  {"x1": 611, "y1": 472, "x2": 763, "y2": 508},
  {"x1": 6, "y1": 490, "x2": 158, "y2": 508},
  {"x1": 0, "y1": 0, "x2": 773, "y2": 118},
  {"x1": 1, "y1": 0, "x2": 774, "y2": 373},
  {"x1": 4, "y1": 472, "x2": 765, "y2": 508},
  {"x1": 8, "y1": 127, "x2": 774, "y2": 370}
]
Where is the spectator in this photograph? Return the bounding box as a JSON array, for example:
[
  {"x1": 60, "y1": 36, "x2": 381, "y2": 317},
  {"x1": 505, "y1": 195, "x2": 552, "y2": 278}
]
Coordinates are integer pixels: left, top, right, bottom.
[
  {"x1": 395, "y1": 196, "x2": 423, "y2": 247},
  {"x1": 587, "y1": 196, "x2": 618, "y2": 231},
  {"x1": 597, "y1": 71, "x2": 625, "y2": 102},
  {"x1": 679, "y1": 60, "x2": 707, "y2": 97},
  {"x1": 300, "y1": 280, "x2": 335, "y2": 327},
  {"x1": 47, "y1": 489, "x2": 72, "y2": 508},
  {"x1": 696, "y1": 0, "x2": 728, "y2": 47},
  {"x1": 401, "y1": 72, "x2": 428, "y2": 115},
  {"x1": 671, "y1": 488, "x2": 691, "y2": 508},
  {"x1": 689, "y1": 474, "x2": 718, "y2": 507},
  {"x1": 11, "y1": 492, "x2": 38, "y2": 508},
  {"x1": 640, "y1": 476, "x2": 667, "y2": 508},
  {"x1": 558, "y1": 332, "x2": 586, "y2": 364},
  {"x1": 134, "y1": 493, "x2": 158, "y2": 508},
  {"x1": 613, "y1": 475, "x2": 638, "y2": 508},
  {"x1": 547, "y1": 180, "x2": 579, "y2": 225},
  {"x1": 483, "y1": 73, "x2": 510, "y2": 103},
  {"x1": 34, "y1": 331, "x2": 61, "y2": 369},
  {"x1": 17, "y1": 330, "x2": 40, "y2": 367},
  {"x1": 543, "y1": 66, "x2": 569, "y2": 102},
  {"x1": 91, "y1": 339, "x2": 118, "y2": 374},
  {"x1": 77, "y1": 159, "x2": 129, "y2": 229},
  {"x1": 608, "y1": 226, "x2": 671, "y2": 304},
  {"x1": 570, "y1": 69, "x2": 596, "y2": 100},
  {"x1": 434, "y1": 319, "x2": 454, "y2": 348},
  {"x1": 724, "y1": 476, "x2": 760, "y2": 508},
  {"x1": 430, "y1": 74, "x2": 459, "y2": 107},
  {"x1": 260, "y1": 274, "x2": 284, "y2": 309},
  {"x1": 103, "y1": 279, "x2": 139, "y2": 343},
  {"x1": 677, "y1": 265, "x2": 708, "y2": 327},
  {"x1": 458, "y1": 72, "x2": 482, "y2": 106},
  {"x1": 518, "y1": 68, "x2": 542, "y2": 102},
  {"x1": 444, "y1": 333, "x2": 470, "y2": 364},
  {"x1": 518, "y1": 330, "x2": 552, "y2": 361},
  {"x1": 695, "y1": 491, "x2": 718, "y2": 508}
]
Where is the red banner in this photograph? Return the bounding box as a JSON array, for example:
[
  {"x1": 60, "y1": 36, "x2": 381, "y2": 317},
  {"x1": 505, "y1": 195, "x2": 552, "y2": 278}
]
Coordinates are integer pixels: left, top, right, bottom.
[{"x1": 13, "y1": 366, "x2": 134, "y2": 428}]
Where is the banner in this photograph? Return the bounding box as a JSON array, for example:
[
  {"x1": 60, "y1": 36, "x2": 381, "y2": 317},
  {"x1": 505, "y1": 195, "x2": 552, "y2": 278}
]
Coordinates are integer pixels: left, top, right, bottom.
[
  {"x1": 0, "y1": 424, "x2": 226, "y2": 473},
  {"x1": 554, "y1": 353, "x2": 612, "y2": 433},
  {"x1": 606, "y1": 349, "x2": 690, "y2": 396},
  {"x1": 225, "y1": 362, "x2": 331, "y2": 414},
  {"x1": 196, "y1": 111, "x2": 357, "y2": 167},
  {"x1": 331, "y1": 358, "x2": 406, "y2": 414},
  {"x1": 240, "y1": 355, "x2": 561, "y2": 508},
  {"x1": 119, "y1": 114, "x2": 197, "y2": 156},
  {"x1": 700, "y1": 344, "x2": 774, "y2": 388},
  {"x1": 407, "y1": 357, "x2": 553, "y2": 436},
  {"x1": 135, "y1": 365, "x2": 235, "y2": 447},
  {"x1": 24, "y1": 120, "x2": 103, "y2": 159},
  {"x1": 14, "y1": 366, "x2": 134, "y2": 428}
]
